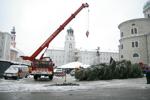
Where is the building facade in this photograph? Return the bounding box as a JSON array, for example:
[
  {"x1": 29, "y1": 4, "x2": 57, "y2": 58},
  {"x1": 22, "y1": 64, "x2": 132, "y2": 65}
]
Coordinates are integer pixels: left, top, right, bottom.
[
  {"x1": 0, "y1": 31, "x2": 11, "y2": 60},
  {"x1": 46, "y1": 28, "x2": 119, "y2": 66},
  {"x1": 10, "y1": 27, "x2": 25, "y2": 62},
  {"x1": 0, "y1": 27, "x2": 24, "y2": 62},
  {"x1": 118, "y1": 1, "x2": 150, "y2": 65}
]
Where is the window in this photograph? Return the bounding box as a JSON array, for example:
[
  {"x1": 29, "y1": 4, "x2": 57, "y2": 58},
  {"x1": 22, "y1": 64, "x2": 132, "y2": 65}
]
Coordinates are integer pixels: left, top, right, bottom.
[
  {"x1": 132, "y1": 42, "x2": 134, "y2": 47},
  {"x1": 132, "y1": 41, "x2": 138, "y2": 48},
  {"x1": 131, "y1": 29, "x2": 134, "y2": 34},
  {"x1": 134, "y1": 28, "x2": 137, "y2": 34},
  {"x1": 75, "y1": 52, "x2": 78, "y2": 55},
  {"x1": 135, "y1": 41, "x2": 138, "y2": 47},
  {"x1": 131, "y1": 28, "x2": 138, "y2": 34},
  {"x1": 121, "y1": 55, "x2": 123, "y2": 58},
  {"x1": 133, "y1": 53, "x2": 139, "y2": 57}
]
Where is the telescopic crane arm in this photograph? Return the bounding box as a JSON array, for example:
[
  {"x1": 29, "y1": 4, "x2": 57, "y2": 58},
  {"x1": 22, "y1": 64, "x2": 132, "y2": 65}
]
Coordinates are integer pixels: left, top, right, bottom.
[{"x1": 21, "y1": 3, "x2": 89, "y2": 61}]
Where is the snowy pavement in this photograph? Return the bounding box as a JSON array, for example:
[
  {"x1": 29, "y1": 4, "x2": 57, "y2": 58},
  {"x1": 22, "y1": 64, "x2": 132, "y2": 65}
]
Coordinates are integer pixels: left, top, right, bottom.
[{"x1": 0, "y1": 75, "x2": 150, "y2": 92}]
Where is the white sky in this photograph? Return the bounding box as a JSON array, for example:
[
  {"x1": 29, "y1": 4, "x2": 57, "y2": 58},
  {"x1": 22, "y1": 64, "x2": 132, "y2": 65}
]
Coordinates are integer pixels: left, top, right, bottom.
[{"x1": 0, "y1": 0, "x2": 148, "y2": 56}]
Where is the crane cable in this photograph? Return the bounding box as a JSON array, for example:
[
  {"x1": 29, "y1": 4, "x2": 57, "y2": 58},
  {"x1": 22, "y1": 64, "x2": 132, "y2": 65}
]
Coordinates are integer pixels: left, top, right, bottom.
[{"x1": 86, "y1": 8, "x2": 90, "y2": 38}]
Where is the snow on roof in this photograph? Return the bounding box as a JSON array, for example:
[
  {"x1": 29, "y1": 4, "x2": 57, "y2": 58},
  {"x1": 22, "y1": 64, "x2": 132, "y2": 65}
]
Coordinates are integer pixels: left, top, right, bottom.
[{"x1": 10, "y1": 46, "x2": 25, "y2": 57}]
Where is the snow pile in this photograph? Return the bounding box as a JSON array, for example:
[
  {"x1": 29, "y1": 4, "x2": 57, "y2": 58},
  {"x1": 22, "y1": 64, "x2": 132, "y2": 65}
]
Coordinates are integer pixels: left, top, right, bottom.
[{"x1": 0, "y1": 79, "x2": 93, "y2": 92}]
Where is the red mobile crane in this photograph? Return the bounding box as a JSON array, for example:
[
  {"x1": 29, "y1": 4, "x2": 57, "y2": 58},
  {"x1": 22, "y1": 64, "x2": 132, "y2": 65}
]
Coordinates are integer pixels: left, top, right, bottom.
[{"x1": 21, "y1": 3, "x2": 89, "y2": 80}]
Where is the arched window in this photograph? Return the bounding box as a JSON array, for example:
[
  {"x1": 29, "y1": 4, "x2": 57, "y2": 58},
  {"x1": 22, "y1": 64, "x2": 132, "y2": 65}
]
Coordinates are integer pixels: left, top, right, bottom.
[
  {"x1": 134, "y1": 28, "x2": 137, "y2": 34},
  {"x1": 131, "y1": 29, "x2": 134, "y2": 34},
  {"x1": 133, "y1": 53, "x2": 139, "y2": 57},
  {"x1": 131, "y1": 27, "x2": 138, "y2": 34}
]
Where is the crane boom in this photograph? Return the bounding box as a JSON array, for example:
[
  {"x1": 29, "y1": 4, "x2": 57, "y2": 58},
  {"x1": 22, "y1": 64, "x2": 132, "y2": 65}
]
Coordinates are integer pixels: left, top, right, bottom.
[{"x1": 21, "y1": 3, "x2": 89, "y2": 61}]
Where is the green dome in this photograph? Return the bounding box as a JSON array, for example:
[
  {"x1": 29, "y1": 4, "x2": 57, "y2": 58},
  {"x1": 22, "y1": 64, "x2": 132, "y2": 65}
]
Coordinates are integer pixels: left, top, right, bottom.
[
  {"x1": 67, "y1": 27, "x2": 74, "y2": 33},
  {"x1": 143, "y1": 0, "x2": 150, "y2": 11}
]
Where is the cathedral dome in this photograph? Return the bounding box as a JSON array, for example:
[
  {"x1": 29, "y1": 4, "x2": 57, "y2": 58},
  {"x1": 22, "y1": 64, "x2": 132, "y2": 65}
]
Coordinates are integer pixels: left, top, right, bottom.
[
  {"x1": 143, "y1": 0, "x2": 150, "y2": 11},
  {"x1": 67, "y1": 27, "x2": 74, "y2": 36},
  {"x1": 67, "y1": 27, "x2": 73, "y2": 33},
  {"x1": 143, "y1": 0, "x2": 150, "y2": 18}
]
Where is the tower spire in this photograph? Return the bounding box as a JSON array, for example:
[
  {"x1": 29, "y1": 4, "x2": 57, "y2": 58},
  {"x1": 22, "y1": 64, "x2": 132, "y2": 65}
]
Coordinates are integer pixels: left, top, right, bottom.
[
  {"x1": 64, "y1": 27, "x2": 75, "y2": 63},
  {"x1": 10, "y1": 26, "x2": 16, "y2": 48},
  {"x1": 11, "y1": 26, "x2": 16, "y2": 34}
]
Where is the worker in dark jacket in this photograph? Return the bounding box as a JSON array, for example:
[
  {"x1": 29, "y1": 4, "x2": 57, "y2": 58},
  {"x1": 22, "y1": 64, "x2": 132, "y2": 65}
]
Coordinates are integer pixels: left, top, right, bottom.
[{"x1": 145, "y1": 67, "x2": 150, "y2": 84}]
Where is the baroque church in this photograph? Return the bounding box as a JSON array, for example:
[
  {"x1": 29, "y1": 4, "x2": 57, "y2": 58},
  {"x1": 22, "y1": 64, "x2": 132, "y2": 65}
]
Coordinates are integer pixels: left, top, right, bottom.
[
  {"x1": 118, "y1": 0, "x2": 150, "y2": 65},
  {"x1": 46, "y1": 28, "x2": 119, "y2": 66}
]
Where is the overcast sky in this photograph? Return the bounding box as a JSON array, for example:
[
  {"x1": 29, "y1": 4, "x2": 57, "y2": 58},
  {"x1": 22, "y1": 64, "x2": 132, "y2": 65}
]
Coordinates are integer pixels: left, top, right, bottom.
[{"x1": 0, "y1": 0, "x2": 148, "y2": 56}]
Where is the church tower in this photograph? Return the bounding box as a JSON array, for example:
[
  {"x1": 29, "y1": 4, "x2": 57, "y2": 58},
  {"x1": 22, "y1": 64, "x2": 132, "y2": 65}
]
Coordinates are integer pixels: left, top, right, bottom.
[
  {"x1": 10, "y1": 27, "x2": 16, "y2": 48},
  {"x1": 143, "y1": 0, "x2": 150, "y2": 18},
  {"x1": 64, "y1": 27, "x2": 75, "y2": 63}
]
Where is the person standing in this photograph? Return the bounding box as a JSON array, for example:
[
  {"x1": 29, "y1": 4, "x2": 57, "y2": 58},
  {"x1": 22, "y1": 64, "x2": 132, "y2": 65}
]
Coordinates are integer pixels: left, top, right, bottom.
[{"x1": 145, "y1": 67, "x2": 150, "y2": 84}]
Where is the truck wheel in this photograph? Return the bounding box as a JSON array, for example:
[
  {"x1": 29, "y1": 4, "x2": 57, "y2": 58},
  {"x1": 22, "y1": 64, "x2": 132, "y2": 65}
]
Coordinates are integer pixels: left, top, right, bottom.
[
  {"x1": 4, "y1": 76, "x2": 8, "y2": 80},
  {"x1": 49, "y1": 75, "x2": 53, "y2": 80},
  {"x1": 34, "y1": 75, "x2": 38, "y2": 80}
]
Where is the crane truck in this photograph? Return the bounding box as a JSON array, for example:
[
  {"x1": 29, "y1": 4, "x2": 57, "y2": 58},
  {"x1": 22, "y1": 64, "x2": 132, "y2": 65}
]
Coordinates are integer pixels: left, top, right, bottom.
[{"x1": 21, "y1": 3, "x2": 89, "y2": 80}]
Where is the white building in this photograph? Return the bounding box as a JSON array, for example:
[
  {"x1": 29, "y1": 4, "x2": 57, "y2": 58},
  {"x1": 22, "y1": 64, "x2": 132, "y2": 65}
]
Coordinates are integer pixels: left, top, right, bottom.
[
  {"x1": 0, "y1": 27, "x2": 24, "y2": 62},
  {"x1": 0, "y1": 31, "x2": 11, "y2": 60},
  {"x1": 46, "y1": 28, "x2": 119, "y2": 66},
  {"x1": 118, "y1": 1, "x2": 150, "y2": 65},
  {"x1": 10, "y1": 27, "x2": 24, "y2": 62}
]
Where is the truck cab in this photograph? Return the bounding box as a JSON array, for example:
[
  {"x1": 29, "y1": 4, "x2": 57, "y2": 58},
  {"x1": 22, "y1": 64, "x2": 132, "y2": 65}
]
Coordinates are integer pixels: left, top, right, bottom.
[{"x1": 30, "y1": 57, "x2": 55, "y2": 80}]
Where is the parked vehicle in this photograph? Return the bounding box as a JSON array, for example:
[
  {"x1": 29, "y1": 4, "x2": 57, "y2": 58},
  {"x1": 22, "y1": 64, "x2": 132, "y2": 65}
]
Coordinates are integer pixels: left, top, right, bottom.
[
  {"x1": 70, "y1": 69, "x2": 75, "y2": 76},
  {"x1": 3, "y1": 65, "x2": 29, "y2": 80},
  {"x1": 54, "y1": 68, "x2": 65, "y2": 77},
  {"x1": 29, "y1": 57, "x2": 54, "y2": 80}
]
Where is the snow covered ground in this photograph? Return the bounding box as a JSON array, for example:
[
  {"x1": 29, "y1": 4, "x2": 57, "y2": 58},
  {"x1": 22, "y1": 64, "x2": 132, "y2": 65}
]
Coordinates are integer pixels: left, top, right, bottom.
[{"x1": 0, "y1": 75, "x2": 150, "y2": 92}]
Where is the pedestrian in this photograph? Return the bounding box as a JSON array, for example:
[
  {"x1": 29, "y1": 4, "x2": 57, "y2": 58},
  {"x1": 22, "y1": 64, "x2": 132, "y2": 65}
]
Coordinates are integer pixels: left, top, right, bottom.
[{"x1": 145, "y1": 67, "x2": 150, "y2": 84}]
